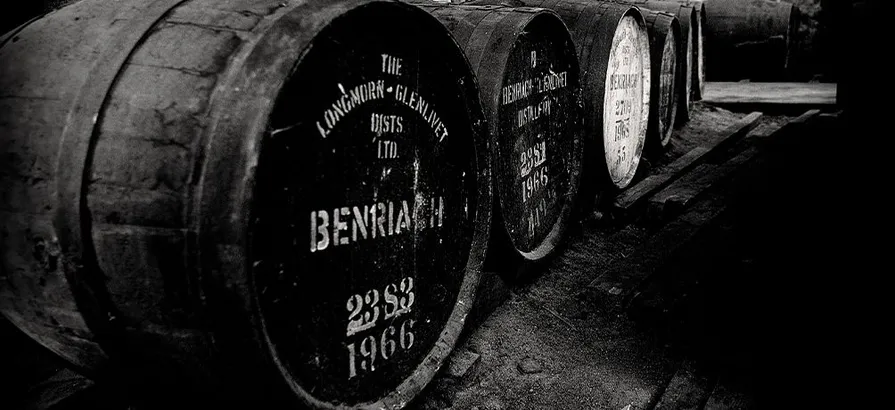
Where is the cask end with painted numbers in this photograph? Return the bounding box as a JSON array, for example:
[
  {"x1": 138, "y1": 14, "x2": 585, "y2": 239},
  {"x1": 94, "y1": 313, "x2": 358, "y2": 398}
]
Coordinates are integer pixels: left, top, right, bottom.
[
  {"x1": 615, "y1": 0, "x2": 698, "y2": 123},
  {"x1": 639, "y1": 9, "x2": 680, "y2": 153},
  {"x1": 474, "y1": 0, "x2": 650, "y2": 202},
  {"x1": 0, "y1": 0, "x2": 491, "y2": 408},
  {"x1": 419, "y1": 3, "x2": 583, "y2": 263}
]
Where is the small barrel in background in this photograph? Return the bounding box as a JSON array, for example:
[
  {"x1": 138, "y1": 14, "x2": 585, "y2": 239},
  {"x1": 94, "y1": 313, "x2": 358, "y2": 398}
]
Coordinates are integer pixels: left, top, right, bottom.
[
  {"x1": 639, "y1": 9, "x2": 681, "y2": 152},
  {"x1": 0, "y1": 0, "x2": 492, "y2": 408},
  {"x1": 419, "y1": 3, "x2": 583, "y2": 263},
  {"x1": 703, "y1": 0, "x2": 801, "y2": 81},
  {"x1": 474, "y1": 0, "x2": 651, "y2": 207}
]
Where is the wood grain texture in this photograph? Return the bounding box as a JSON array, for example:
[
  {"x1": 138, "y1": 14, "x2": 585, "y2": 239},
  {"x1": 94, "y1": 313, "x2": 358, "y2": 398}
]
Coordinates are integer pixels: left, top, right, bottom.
[
  {"x1": 702, "y1": 82, "x2": 836, "y2": 113},
  {"x1": 612, "y1": 111, "x2": 761, "y2": 212},
  {"x1": 653, "y1": 360, "x2": 716, "y2": 410},
  {"x1": 1, "y1": 0, "x2": 493, "y2": 408}
]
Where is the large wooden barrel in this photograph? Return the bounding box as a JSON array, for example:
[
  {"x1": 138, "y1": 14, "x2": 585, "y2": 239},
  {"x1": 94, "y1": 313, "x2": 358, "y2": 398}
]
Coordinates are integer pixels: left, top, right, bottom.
[
  {"x1": 638, "y1": 9, "x2": 680, "y2": 152},
  {"x1": 617, "y1": 1, "x2": 698, "y2": 124},
  {"x1": 475, "y1": 0, "x2": 650, "y2": 198},
  {"x1": 0, "y1": 0, "x2": 492, "y2": 408},
  {"x1": 703, "y1": 0, "x2": 801, "y2": 81},
  {"x1": 419, "y1": 4, "x2": 583, "y2": 262}
]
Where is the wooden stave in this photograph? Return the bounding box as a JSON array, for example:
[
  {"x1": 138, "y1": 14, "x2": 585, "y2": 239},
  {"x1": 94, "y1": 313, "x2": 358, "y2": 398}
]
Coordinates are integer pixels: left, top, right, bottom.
[{"x1": 0, "y1": 0, "x2": 493, "y2": 408}]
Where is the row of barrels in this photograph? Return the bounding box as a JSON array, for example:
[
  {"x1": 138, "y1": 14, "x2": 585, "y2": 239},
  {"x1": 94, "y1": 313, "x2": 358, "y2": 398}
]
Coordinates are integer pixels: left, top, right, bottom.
[{"x1": 0, "y1": 0, "x2": 705, "y2": 408}]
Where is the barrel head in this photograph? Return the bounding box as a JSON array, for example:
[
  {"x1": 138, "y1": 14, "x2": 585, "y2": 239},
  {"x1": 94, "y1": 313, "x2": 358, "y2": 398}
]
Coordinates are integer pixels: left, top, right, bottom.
[
  {"x1": 248, "y1": 3, "x2": 489, "y2": 408},
  {"x1": 602, "y1": 12, "x2": 650, "y2": 189},
  {"x1": 492, "y1": 12, "x2": 582, "y2": 260}
]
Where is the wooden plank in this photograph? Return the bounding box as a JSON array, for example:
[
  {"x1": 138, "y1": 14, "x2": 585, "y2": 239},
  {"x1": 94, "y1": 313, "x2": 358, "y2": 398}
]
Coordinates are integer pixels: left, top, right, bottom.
[
  {"x1": 646, "y1": 109, "x2": 820, "y2": 223},
  {"x1": 583, "y1": 193, "x2": 729, "y2": 313},
  {"x1": 654, "y1": 360, "x2": 717, "y2": 410},
  {"x1": 612, "y1": 112, "x2": 762, "y2": 212},
  {"x1": 702, "y1": 379, "x2": 754, "y2": 409},
  {"x1": 703, "y1": 82, "x2": 837, "y2": 106},
  {"x1": 18, "y1": 368, "x2": 95, "y2": 410},
  {"x1": 646, "y1": 147, "x2": 759, "y2": 223},
  {"x1": 703, "y1": 82, "x2": 836, "y2": 114},
  {"x1": 445, "y1": 349, "x2": 481, "y2": 378},
  {"x1": 613, "y1": 147, "x2": 709, "y2": 210}
]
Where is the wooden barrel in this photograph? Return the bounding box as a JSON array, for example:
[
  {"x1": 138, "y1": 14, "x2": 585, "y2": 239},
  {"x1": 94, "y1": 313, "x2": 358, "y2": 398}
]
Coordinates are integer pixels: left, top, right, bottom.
[
  {"x1": 0, "y1": 0, "x2": 492, "y2": 408},
  {"x1": 668, "y1": 1, "x2": 705, "y2": 100},
  {"x1": 419, "y1": 4, "x2": 583, "y2": 262},
  {"x1": 703, "y1": 0, "x2": 801, "y2": 81},
  {"x1": 617, "y1": 1, "x2": 697, "y2": 124},
  {"x1": 475, "y1": 0, "x2": 650, "y2": 196},
  {"x1": 638, "y1": 9, "x2": 680, "y2": 152}
]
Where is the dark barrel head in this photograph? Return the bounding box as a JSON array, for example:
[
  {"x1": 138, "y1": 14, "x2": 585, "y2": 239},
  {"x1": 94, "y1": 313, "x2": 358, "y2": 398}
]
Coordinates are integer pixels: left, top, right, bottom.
[
  {"x1": 248, "y1": 2, "x2": 489, "y2": 407},
  {"x1": 487, "y1": 11, "x2": 582, "y2": 260}
]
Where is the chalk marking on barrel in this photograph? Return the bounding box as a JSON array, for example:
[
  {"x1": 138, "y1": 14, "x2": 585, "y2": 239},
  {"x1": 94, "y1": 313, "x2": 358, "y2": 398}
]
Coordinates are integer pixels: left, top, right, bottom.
[{"x1": 346, "y1": 277, "x2": 417, "y2": 379}]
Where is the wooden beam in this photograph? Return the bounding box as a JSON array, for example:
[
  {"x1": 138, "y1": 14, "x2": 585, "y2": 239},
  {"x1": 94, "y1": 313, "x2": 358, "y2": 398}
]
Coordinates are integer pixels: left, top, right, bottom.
[
  {"x1": 585, "y1": 193, "x2": 729, "y2": 313},
  {"x1": 654, "y1": 360, "x2": 717, "y2": 410},
  {"x1": 612, "y1": 112, "x2": 762, "y2": 214},
  {"x1": 18, "y1": 368, "x2": 95, "y2": 410},
  {"x1": 646, "y1": 109, "x2": 820, "y2": 223},
  {"x1": 702, "y1": 82, "x2": 836, "y2": 114}
]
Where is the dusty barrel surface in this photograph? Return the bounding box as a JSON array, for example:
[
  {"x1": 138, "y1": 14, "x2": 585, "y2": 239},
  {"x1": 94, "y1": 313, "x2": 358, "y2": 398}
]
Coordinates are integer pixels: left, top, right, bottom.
[
  {"x1": 703, "y1": 0, "x2": 799, "y2": 81},
  {"x1": 421, "y1": 4, "x2": 583, "y2": 262},
  {"x1": 666, "y1": 0, "x2": 705, "y2": 100},
  {"x1": 475, "y1": 0, "x2": 650, "y2": 196},
  {"x1": 0, "y1": 0, "x2": 492, "y2": 408},
  {"x1": 639, "y1": 9, "x2": 680, "y2": 151},
  {"x1": 619, "y1": 0, "x2": 697, "y2": 123}
]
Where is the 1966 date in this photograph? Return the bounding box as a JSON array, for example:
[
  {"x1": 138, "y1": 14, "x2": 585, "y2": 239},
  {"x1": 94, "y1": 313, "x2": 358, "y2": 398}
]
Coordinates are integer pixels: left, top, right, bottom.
[{"x1": 346, "y1": 319, "x2": 415, "y2": 379}]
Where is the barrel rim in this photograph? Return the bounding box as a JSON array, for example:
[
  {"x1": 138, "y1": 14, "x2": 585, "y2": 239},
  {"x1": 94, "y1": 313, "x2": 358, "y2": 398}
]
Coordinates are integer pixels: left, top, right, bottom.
[{"x1": 197, "y1": 1, "x2": 492, "y2": 408}]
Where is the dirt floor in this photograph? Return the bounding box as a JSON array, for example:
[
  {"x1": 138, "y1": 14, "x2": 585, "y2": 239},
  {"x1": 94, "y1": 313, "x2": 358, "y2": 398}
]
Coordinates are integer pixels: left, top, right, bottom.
[{"x1": 411, "y1": 104, "x2": 852, "y2": 410}]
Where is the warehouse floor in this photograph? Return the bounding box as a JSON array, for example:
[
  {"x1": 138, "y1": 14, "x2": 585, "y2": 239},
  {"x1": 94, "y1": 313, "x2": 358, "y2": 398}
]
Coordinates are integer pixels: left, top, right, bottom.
[{"x1": 408, "y1": 104, "x2": 852, "y2": 410}]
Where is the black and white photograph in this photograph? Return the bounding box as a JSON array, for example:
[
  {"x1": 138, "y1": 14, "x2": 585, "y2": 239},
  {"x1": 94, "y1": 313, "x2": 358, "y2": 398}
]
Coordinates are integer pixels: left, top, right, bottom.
[{"x1": 0, "y1": 0, "x2": 880, "y2": 409}]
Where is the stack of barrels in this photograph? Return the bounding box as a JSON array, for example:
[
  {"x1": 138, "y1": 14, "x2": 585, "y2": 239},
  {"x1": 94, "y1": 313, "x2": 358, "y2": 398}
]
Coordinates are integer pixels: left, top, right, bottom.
[{"x1": 0, "y1": 0, "x2": 705, "y2": 408}]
